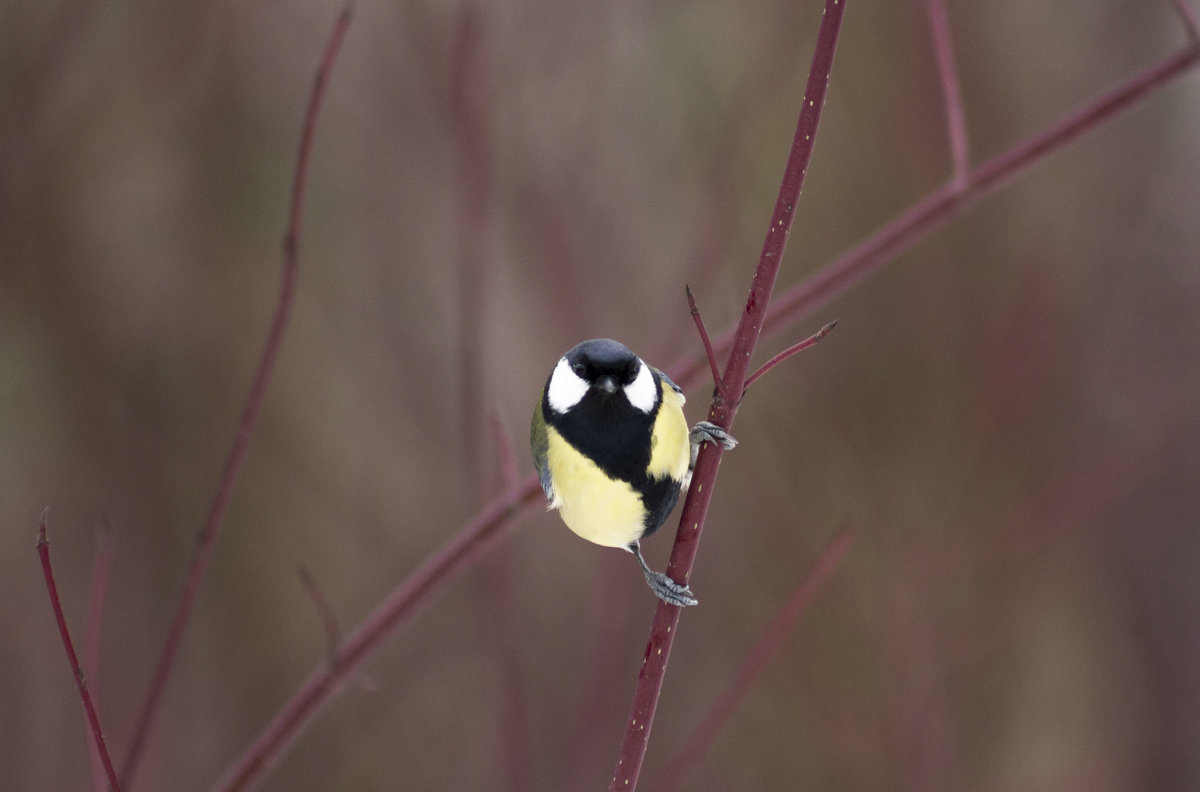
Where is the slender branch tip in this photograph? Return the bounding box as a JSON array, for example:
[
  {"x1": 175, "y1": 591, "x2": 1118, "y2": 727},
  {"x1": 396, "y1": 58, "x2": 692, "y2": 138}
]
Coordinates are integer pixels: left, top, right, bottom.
[
  {"x1": 37, "y1": 513, "x2": 123, "y2": 792},
  {"x1": 743, "y1": 320, "x2": 839, "y2": 393},
  {"x1": 685, "y1": 285, "x2": 725, "y2": 399}
]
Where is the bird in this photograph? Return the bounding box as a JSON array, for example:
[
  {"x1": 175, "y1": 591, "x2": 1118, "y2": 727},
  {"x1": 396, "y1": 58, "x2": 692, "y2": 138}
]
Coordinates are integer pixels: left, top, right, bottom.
[{"x1": 531, "y1": 338, "x2": 736, "y2": 606}]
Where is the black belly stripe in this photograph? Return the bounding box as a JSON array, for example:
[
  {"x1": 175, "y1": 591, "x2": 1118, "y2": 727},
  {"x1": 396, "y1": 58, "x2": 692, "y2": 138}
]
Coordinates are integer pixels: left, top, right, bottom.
[
  {"x1": 545, "y1": 385, "x2": 682, "y2": 538},
  {"x1": 639, "y1": 476, "x2": 682, "y2": 538}
]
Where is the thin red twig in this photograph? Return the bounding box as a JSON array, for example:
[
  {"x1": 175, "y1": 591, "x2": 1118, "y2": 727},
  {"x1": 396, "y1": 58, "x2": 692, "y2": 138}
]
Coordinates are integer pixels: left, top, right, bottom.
[
  {"x1": 668, "y1": 36, "x2": 1200, "y2": 391},
  {"x1": 609, "y1": 3, "x2": 848, "y2": 790},
  {"x1": 117, "y1": 9, "x2": 353, "y2": 788},
  {"x1": 742, "y1": 319, "x2": 837, "y2": 393},
  {"x1": 37, "y1": 513, "x2": 122, "y2": 792},
  {"x1": 686, "y1": 285, "x2": 725, "y2": 399},
  {"x1": 924, "y1": 0, "x2": 969, "y2": 186},
  {"x1": 84, "y1": 520, "x2": 114, "y2": 792},
  {"x1": 651, "y1": 531, "x2": 854, "y2": 792}
]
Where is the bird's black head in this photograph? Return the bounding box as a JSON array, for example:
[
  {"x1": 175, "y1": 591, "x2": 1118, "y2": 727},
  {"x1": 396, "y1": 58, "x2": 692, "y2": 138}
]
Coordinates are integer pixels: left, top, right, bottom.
[
  {"x1": 545, "y1": 339, "x2": 659, "y2": 416},
  {"x1": 566, "y1": 339, "x2": 640, "y2": 393},
  {"x1": 541, "y1": 339, "x2": 663, "y2": 482}
]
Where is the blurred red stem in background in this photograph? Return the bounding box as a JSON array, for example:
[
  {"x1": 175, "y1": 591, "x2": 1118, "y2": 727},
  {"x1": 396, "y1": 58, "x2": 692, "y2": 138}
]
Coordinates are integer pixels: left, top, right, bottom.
[
  {"x1": 651, "y1": 530, "x2": 854, "y2": 792},
  {"x1": 84, "y1": 520, "x2": 115, "y2": 792},
  {"x1": 116, "y1": 8, "x2": 353, "y2": 789},
  {"x1": 490, "y1": 409, "x2": 521, "y2": 492},
  {"x1": 451, "y1": 2, "x2": 493, "y2": 494},
  {"x1": 1170, "y1": 0, "x2": 1200, "y2": 41},
  {"x1": 608, "y1": 2, "x2": 848, "y2": 789},
  {"x1": 924, "y1": 0, "x2": 969, "y2": 187},
  {"x1": 212, "y1": 483, "x2": 538, "y2": 792},
  {"x1": 37, "y1": 513, "x2": 122, "y2": 792},
  {"x1": 450, "y1": 8, "x2": 532, "y2": 788},
  {"x1": 668, "y1": 33, "x2": 1200, "y2": 391}
]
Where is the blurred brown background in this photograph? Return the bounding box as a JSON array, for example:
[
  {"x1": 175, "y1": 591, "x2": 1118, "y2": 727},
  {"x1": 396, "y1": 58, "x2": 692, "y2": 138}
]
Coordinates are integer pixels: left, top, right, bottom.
[{"x1": 3, "y1": 1, "x2": 1199, "y2": 790}]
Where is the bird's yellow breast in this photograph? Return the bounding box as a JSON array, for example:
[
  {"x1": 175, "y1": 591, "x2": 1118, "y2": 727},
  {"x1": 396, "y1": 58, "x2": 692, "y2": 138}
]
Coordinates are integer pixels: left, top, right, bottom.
[
  {"x1": 544, "y1": 385, "x2": 690, "y2": 549},
  {"x1": 545, "y1": 427, "x2": 647, "y2": 548},
  {"x1": 647, "y1": 382, "x2": 689, "y2": 482}
]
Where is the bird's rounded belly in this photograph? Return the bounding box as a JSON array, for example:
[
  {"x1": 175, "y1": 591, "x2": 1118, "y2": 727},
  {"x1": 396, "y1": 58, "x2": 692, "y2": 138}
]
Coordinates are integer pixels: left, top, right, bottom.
[{"x1": 548, "y1": 435, "x2": 646, "y2": 548}]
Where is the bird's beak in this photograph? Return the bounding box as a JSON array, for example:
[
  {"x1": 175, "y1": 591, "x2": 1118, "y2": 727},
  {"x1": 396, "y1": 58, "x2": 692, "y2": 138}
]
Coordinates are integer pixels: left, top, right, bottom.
[{"x1": 595, "y1": 376, "x2": 616, "y2": 394}]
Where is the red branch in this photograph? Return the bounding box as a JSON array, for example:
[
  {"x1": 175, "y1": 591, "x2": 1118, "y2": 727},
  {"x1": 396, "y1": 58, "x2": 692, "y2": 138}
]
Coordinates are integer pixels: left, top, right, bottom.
[
  {"x1": 298, "y1": 567, "x2": 344, "y2": 671},
  {"x1": 212, "y1": 483, "x2": 539, "y2": 792},
  {"x1": 669, "y1": 36, "x2": 1200, "y2": 391},
  {"x1": 686, "y1": 285, "x2": 724, "y2": 397},
  {"x1": 84, "y1": 520, "x2": 114, "y2": 792},
  {"x1": 742, "y1": 319, "x2": 837, "y2": 393},
  {"x1": 761, "y1": 38, "x2": 1200, "y2": 339},
  {"x1": 37, "y1": 514, "x2": 122, "y2": 792},
  {"x1": 1170, "y1": 0, "x2": 1200, "y2": 41},
  {"x1": 924, "y1": 0, "x2": 969, "y2": 186},
  {"x1": 490, "y1": 409, "x2": 522, "y2": 492},
  {"x1": 117, "y1": 9, "x2": 353, "y2": 789},
  {"x1": 608, "y1": 2, "x2": 848, "y2": 789},
  {"x1": 652, "y1": 531, "x2": 854, "y2": 792}
]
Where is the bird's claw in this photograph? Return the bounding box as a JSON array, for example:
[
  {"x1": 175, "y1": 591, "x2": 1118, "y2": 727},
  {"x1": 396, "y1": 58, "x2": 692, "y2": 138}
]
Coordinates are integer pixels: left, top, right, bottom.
[
  {"x1": 690, "y1": 421, "x2": 737, "y2": 451},
  {"x1": 643, "y1": 569, "x2": 699, "y2": 607}
]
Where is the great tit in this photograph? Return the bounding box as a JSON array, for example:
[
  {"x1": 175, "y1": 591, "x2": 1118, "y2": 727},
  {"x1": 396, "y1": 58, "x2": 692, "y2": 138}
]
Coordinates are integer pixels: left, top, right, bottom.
[{"x1": 531, "y1": 338, "x2": 736, "y2": 606}]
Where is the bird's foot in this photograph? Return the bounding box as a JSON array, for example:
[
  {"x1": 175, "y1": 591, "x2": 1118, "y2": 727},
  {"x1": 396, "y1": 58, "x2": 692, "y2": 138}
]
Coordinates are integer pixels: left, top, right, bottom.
[
  {"x1": 629, "y1": 541, "x2": 699, "y2": 607},
  {"x1": 643, "y1": 568, "x2": 699, "y2": 607},
  {"x1": 690, "y1": 421, "x2": 737, "y2": 452}
]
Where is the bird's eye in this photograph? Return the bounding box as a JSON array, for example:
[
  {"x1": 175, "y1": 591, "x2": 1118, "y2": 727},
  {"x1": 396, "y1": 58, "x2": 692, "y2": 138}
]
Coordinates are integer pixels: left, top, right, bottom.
[{"x1": 572, "y1": 363, "x2": 586, "y2": 376}]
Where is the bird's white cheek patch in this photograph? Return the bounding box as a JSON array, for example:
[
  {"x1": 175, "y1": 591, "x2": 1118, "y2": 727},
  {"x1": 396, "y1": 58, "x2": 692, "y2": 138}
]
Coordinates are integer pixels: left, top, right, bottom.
[
  {"x1": 624, "y1": 362, "x2": 657, "y2": 414},
  {"x1": 547, "y1": 357, "x2": 588, "y2": 413}
]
